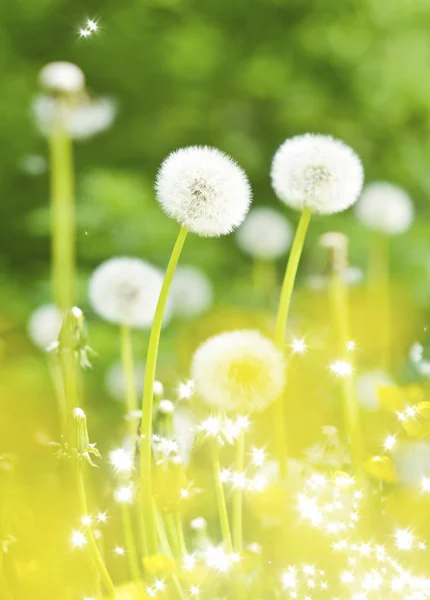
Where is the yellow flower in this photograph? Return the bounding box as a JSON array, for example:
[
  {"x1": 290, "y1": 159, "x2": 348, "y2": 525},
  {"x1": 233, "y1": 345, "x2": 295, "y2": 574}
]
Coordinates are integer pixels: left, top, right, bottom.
[
  {"x1": 143, "y1": 554, "x2": 177, "y2": 577},
  {"x1": 364, "y1": 455, "x2": 397, "y2": 484}
]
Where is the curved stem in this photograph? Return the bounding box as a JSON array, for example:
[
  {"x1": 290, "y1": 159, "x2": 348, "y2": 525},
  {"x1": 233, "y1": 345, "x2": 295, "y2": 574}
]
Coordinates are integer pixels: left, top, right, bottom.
[
  {"x1": 232, "y1": 429, "x2": 245, "y2": 553},
  {"x1": 211, "y1": 440, "x2": 233, "y2": 552},
  {"x1": 49, "y1": 98, "x2": 75, "y2": 312},
  {"x1": 273, "y1": 207, "x2": 312, "y2": 477},
  {"x1": 77, "y1": 466, "x2": 116, "y2": 598},
  {"x1": 140, "y1": 225, "x2": 188, "y2": 556}
]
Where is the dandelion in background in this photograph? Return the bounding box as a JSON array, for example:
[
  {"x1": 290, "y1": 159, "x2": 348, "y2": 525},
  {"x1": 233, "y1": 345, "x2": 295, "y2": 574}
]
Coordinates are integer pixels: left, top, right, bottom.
[
  {"x1": 32, "y1": 95, "x2": 117, "y2": 141},
  {"x1": 191, "y1": 330, "x2": 285, "y2": 413},
  {"x1": 89, "y1": 257, "x2": 169, "y2": 329},
  {"x1": 39, "y1": 61, "x2": 85, "y2": 95},
  {"x1": 104, "y1": 360, "x2": 145, "y2": 402},
  {"x1": 356, "y1": 182, "x2": 414, "y2": 236},
  {"x1": 27, "y1": 304, "x2": 62, "y2": 350},
  {"x1": 170, "y1": 265, "x2": 213, "y2": 318},
  {"x1": 236, "y1": 206, "x2": 293, "y2": 260}
]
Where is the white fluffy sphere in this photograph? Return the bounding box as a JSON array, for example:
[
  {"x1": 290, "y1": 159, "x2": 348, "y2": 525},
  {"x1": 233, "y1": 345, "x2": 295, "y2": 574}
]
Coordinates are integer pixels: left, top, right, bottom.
[
  {"x1": 27, "y1": 304, "x2": 62, "y2": 350},
  {"x1": 355, "y1": 182, "x2": 414, "y2": 235},
  {"x1": 271, "y1": 134, "x2": 364, "y2": 215},
  {"x1": 171, "y1": 265, "x2": 213, "y2": 318},
  {"x1": 156, "y1": 146, "x2": 252, "y2": 236},
  {"x1": 104, "y1": 360, "x2": 145, "y2": 402},
  {"x1": 38, "y1": 62, "x2": 85, "y2": 94},
  {"x1": 236, "y1": 206, "x2": 293, "y2": 260},
  {"x1": 89, "y1": 257, "x2": 170, "y2": 328},
  {"x1": 191, "y1": 330, "x2": 285, "y2": 413}
]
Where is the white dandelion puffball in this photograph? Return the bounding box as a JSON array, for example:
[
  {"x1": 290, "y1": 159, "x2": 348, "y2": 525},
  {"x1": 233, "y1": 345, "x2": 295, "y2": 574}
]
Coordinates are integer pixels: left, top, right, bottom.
[
  {"x1": 156, "y1": 146, "x2": 252, "y2": 236},
  {"x1": 191, "y1": 330, "x2": 285, "y2": 413},
  {"x1": 236, "y1": 206, "x2": 293, "y2": 260},
  {"x1": 171, "y1": 265, "x2": 213, "y2": 318},
  {"x1": 28, "y1": 304, "x2": 62, "y2": 350},
  {"x1": 38, "y1": 62, "x2": 84, "y2": 94},
  {"x1": 105, "y1": 361, "x2": 145, "y2": 402},
  {"x1": 355, "y1": 182, "x2": 414, "y2": 235},
  {"x1": 89, "y1": 257, "x2": 171, "y2": 328},
  {"x1": 356, "y1": 370, "x2": 393, "y2": 412},
  {"x1": 271, "y1": 134, "x2": 364, "y2": 215},
  {"x1": 32, "y1": 95, "x2": 117, "y2": 140}
]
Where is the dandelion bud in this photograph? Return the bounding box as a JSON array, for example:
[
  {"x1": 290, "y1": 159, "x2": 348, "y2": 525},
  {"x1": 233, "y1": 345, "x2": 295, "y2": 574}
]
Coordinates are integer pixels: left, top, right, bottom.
[
  {"x1": 59, "y1": 307, "x2": 85, "y2": 350},
  {"x1": 73, "y1": 408, "x2": 90, "y2": 455},
  {"x1": 320, "y1": 232, "x2": 349, "y2": 276},
  {"x1": 271, "y1": 134, "x2": 363, "y2": 215},
  {"x1": 191, "y1": 330, "x2": 286, "y2": 413},
  {"x1": 355, "y1": 182, "x2": 414, "y2": 235},
  {"x1": 156, "y1": 146, "x2": 252, "y2": 237},
  {"x1": 38, "y1": 61, "x2": 85, "y2": 95}
]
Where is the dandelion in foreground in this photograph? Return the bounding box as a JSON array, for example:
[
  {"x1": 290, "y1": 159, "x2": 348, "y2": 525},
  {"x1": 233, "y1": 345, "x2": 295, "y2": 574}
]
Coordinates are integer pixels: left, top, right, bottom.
[
  {"x1": 171, "y1": 265, "x2": 213, "y2": 318},
  {"x1": 236, "y1": 206, "x2": 293, "y2": 260},
  {"x1": 156, "y1": 146, "x2": 252, "y2": 237},
  {"x1": 27, "y1": 303, "x2": 62, "y2": 350},
  {"x1": 271, "y1": 133, "x2": 363, "y2": 215},
  {"x1": 38, "y1": 62, "x2": 85, "y2": 94},
  {"x1": 355, "y1": 182, "x2": 414, "y2": 235},
  {"x1": 89, "y1": 257, "x2": 168, "y2": 328},
  {"x1": 191, "y1": 330, "x2": 286, "y2": 412}
]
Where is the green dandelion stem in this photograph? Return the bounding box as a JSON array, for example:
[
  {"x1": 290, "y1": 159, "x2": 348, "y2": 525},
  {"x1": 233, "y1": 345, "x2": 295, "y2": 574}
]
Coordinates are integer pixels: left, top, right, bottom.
[
  {"x1": 274, "y1": 207, "x2": 312, "y2": 477},
  {"x1": 140, "y1": 225, "x2": 188, "y2": 556},
  {"x1": 120, "y1": 503, "x2": 142, "y2": 583},
  {"x1": 49, "y1": 99, "x2": 75, "y2": 312},
  {"x1": 76, "y1": 465, "x2": 116, "y2": 597},
  {"x1": 329, "y1": 270, "x2": 363, "y2": 472},
  {"x1": 211, "y1": 440, "x2": 233, "y2": 552},
  {"x1": 174, "y1": 511, "x2": 187, "y2": 558},
  {"x1": 232, "y1": 429, "x2": 245, "y2": 553},
  {"x1": 120, "y1": 325, "x2": 138, "y2": 438},
  {"x1": 369, "y1": 233, "x2": 391, "y2": 370}
]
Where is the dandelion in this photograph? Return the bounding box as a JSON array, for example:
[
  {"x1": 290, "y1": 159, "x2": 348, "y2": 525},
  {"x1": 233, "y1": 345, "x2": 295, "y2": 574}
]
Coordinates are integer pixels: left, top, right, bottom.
[
  {"x1": 141, "y1": 147, "x2": 252, "y2": 556},
  {"x1": 191, "y1": 330, "x2": 285, "y2": 413},
  {"x1": 32, "y1": 95, "x2": 117, "y2": 140},
  {"x1": 27, "y1": 303, "x2": 62, "y2": 350},
  {"x1": 236, "y1": 206, "x2": 293, "y2": 260},
  {"x1": 89, "y1": 257, "x2": 167, "y2": 328},
  {"x1": 171, "y1": 265, "x2": 213, "y2": 318},
  {"x1": 356, "y1": 182, "x2": 414, "y2": 235},
  {"x1": 156, "y1": 146, "x2": 251, "y2": 237},
  {"x1": 104, "y1": 361, "x2": 145, "y2": 402},
  {"x1": 271, "y1": 134, "x2": 363, "y2": 215},
  {"x1": 39, "y1": 61, "x2": 85, "y2": 94}
]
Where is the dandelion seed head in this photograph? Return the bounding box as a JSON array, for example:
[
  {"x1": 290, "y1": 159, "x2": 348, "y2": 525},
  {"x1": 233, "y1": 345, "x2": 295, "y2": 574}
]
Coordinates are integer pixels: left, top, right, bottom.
[
  {"x1": 89, "y1": 257, "x2": 170, "y2": 328},
  {"x1": 39, "y1": 62, "x2": 85, "y2": 94},
  {"x1": 171, "y1": 266, "x2": 213, "y2": 318},
  {"x1": 356, "y1": 182, "x2": 414, "y2": 235},
  {"x1": 271, "y1": 134, "x2": 363, "y2": 215},
  {"x1": 156, "y1": 146, "x2": 252, "y2": 237},
  {"x1": 27, "y1": 303, "x2": 62, "y2": 350},
  {"x1": 191, "y1": 330, "x2": 285, "y2": 413},
  {"x1": 236, "y1": 206, "x2": 293, "y2": 260}
]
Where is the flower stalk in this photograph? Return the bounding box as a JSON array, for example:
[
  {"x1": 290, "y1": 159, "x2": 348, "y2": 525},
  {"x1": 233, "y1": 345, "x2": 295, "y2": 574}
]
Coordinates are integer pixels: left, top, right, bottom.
[
  {"x1": 140, "y1": 225, "x2": 188, "y2": 557},
  {"x1": 232, "y1": 428, "x2": 245, "y2": 553}
]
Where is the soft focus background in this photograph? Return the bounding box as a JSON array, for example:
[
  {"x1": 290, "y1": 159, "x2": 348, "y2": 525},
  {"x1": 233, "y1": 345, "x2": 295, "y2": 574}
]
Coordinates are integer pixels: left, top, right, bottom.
[{"x1": 3, "y1": 1, "x2": 430, "y2": 598}]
